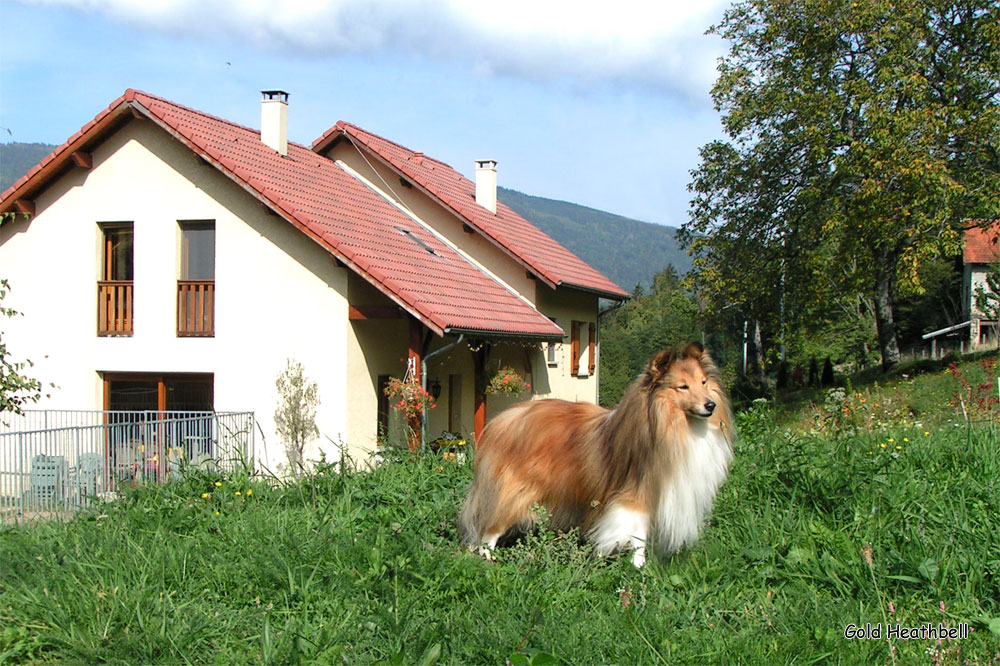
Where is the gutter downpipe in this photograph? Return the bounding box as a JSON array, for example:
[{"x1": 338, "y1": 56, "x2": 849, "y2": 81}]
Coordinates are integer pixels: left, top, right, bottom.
[{"x1": 421, "y1": 334, "x2": 465, "y2": 452}]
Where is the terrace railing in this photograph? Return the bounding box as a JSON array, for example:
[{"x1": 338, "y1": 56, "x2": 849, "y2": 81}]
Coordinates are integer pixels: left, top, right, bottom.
[
  {"x1": 177, "y1": 280, "x2": 215, "y2": 337},
  {"x1": 0, "y1": 410, "x2": 254, "y2": 523},
  {"x1": 98, "y1": 280, "x2": 133, "y2": 336}
]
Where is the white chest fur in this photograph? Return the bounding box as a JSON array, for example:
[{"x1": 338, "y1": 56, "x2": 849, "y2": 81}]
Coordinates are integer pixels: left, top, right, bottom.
[{"x1": 654, "y1": 420, "x2": 732, "y2": 554}]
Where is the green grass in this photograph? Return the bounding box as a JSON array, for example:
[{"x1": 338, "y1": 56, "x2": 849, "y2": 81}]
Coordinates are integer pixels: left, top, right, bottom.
[
  {"x1": 777, "y1": 352, "x2": 1000, "y2": 433},
  {"x1": 2, "y1": 383, "x2": 1000, "y2": 663}
]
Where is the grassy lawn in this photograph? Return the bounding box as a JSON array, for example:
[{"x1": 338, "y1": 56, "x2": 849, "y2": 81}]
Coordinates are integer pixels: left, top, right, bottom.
[{"x1": 2, "y1": 360, "x2": 999, "y2": 664}]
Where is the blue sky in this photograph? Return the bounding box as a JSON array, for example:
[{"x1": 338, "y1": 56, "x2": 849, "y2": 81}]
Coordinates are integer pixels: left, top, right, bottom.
[{"x1": 0, "y1": 0, "x2": 729, "y2": 228}]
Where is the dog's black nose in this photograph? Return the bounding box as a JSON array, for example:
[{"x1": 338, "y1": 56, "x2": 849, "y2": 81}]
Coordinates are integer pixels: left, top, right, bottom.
[{"x1": 704, "y1": 400, "x2": 716, "y2": 414}]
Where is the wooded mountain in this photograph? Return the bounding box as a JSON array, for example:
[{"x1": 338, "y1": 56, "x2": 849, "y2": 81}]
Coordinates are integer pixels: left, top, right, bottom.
[
  {"x1": 0, "y1": 142, "x2": 689, "y2": 290},
  {"x1": 498, "y1": 187, "x2": 690, "y2": 291},
  {"x1": 0, "y1": 143, "x2": 54, "y2": 194}
]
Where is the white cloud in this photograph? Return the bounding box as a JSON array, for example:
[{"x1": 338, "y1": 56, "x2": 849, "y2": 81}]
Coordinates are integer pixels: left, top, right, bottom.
[{"x1": 24, "y1": 0, "x2": 729, "y2": 100}]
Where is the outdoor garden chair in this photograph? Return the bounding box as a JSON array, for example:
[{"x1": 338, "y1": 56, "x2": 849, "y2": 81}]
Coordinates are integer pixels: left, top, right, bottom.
[
  {"x1": 76, "y1": 453, "x2": 104, "y2": 504},
  {"x1": 28, "y1": 454, "x2": 68, "y2": 507}
]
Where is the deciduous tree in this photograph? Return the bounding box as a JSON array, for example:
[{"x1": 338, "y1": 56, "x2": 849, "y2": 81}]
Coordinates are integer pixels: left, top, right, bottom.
[
  {"x1": 0, "y1": 279, "x2": 43, "y2": 415},
  {"x1": 686, "y1": 0, "x2": 1000, "y2": 371},
  {"x1": 274, "y1": 359, "x2": 319, "y2": 476}
]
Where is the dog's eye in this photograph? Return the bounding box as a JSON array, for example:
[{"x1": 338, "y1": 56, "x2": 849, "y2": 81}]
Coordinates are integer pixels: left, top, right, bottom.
[
  {"x1": 702, "y1": 379, "x2": 707, "y2": 385},
  {"x1": 678, "y1": 384, "x2": 689, "y2": 390}
]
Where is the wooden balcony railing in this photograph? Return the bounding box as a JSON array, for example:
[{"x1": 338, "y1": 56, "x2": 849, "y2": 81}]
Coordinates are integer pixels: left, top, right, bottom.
[
  {"x1": 98, "y1": 281, "x2": 133, "y2": 336},
  {"x1": 177, "y1": 280, "x2": 215, "y2": 337}
]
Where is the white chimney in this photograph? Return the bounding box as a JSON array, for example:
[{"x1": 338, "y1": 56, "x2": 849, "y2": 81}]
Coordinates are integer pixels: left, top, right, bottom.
[
  {"x1": 260, "y1": 90, "x2": 289, "y2": 156},
  {"x1": 475, "y1": 159, "x2": 497, "y2": 214}
]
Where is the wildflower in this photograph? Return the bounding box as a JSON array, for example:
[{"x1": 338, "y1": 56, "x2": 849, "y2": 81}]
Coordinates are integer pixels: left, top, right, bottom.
[
  {"x1": 235, "y1": 491, "x2": 242, "y2": 496},
  {"x1": 214, "y1": 511, "x2": 220, "y2": 516},
  {"x1": 903, "y1": 437, "x2": 909, "y2": 443},
  {"x1": 201, "y1": 493, "x2": 210, "y2": 499},
  {"x1": 889, "y1": 601, "x2": 895, "y2": 615},
  {"x1": 246, "y1": 489, "x2": 252, "y2": 497},
  {"x1": 214, "y1": 481, "x2": 222, "y2": 487},
  {"x1": 895, "y1": 445, "x2": 902, "y2": 450},
  {"x1": 924, "y1": 431, "x2": 930, "y2": 436},
  {"x1": 880, "y1": 443, "x2": 887, "y2": 449},
  {"x1": 940, "y1": 601, "x2": 946, "y2": 614},
  {"x1": 888, "y1": 438, "x2": 894, "y2": 443}
]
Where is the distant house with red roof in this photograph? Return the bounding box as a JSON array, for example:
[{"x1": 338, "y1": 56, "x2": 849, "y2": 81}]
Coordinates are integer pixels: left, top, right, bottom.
[
  {"x1": 963, "y1": 221, "x2": 1000, "y2": 347},
  {"x1": 0, "y1": 90, "x2": 627, "y2": 470}
]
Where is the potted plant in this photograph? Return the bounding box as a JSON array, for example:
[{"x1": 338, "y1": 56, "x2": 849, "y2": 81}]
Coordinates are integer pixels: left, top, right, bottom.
[
  {"x1": 384, "y1": 375, "x2": 436, "y2": 453},
  {"x1": 485, "y1": 366, "x2": 532, "y2": 397}
]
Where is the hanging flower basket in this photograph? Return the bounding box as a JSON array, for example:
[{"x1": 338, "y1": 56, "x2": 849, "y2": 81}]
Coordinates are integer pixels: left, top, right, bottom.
[
  {"x1": 484, "y1": 366, "x2": 532, "y2": 397},
  {"x1": 384, "y1": 375, "x2": 436, "y2": 421}
]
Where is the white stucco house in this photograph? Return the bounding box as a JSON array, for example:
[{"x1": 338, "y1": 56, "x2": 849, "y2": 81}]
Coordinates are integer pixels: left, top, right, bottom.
[
  {"x1": 962, "y1": 222, "x2": 1000, "y2": 348},
  {"x1": 0, "y1": 89, "x2": 628, "y2": 471},
  {"x1": 922, "y1": 222, "x2": 1000, "y2": 355}
]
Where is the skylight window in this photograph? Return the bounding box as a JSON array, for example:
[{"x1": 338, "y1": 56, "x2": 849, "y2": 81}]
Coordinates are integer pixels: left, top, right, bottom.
[{"x1": 396, "y1": 227, "x2": 438, "y2": 255}]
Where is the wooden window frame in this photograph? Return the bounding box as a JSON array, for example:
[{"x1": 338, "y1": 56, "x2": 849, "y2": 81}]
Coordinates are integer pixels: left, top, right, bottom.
[
  {"x1": 569, "y1": 320, "x2": 595, "y2": 377},
  {"x1": 98, "y1": 222, "x2": 134, "y2": 337},
  {"x1": 177, "y1": 221, "x2": 216, "y2": 337},
  {"x1": 588, "y1": 322, "x2": 596, "y2": 375},
  {"x1": 570, "y1": 321, "x2": 580, "y2": 375},
  {"x1": 102, "y1": 372, "x2": 214, "y2": 412}
]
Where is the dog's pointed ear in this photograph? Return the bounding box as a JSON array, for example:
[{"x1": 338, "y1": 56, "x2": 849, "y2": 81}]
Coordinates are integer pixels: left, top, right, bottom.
[
  {"x1": 646, "y1": 349, "x2": 675, "y2": 382},
  {"x1": 681, "y1": 341, "x2": 705, "y2": 359}
]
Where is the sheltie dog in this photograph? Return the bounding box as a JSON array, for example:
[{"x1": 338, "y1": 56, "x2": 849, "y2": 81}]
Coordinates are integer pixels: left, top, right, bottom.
[{"x1": 459, "y1": 342, "x2": 734, "y2": 567}]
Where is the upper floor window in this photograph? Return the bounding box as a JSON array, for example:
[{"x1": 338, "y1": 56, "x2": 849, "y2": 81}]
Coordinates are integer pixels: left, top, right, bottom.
[
  {"x1": 98, "y1": 222, "x2": 134, "y2": 336},
  {"x1": 177, "y1": 221, "x2": 215, "y2": 337},
  {"x1": 181, "y1": 221, "x2": 215, "y2": 280}
]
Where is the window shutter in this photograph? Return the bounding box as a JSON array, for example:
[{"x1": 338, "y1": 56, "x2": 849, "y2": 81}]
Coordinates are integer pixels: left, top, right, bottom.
[
  {"x1": 570, "y1": 321, "x2": 580, "y2": 375},
  {"x1": 588, "y1": 322, "x2": 596, "y2": 375}
]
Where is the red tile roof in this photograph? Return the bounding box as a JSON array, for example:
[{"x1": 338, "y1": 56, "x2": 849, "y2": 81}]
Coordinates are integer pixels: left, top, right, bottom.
[
  {"x1": 312, "y1": 122, "x2": 630, "y2": 300},
  {"x1": 0, "y1": 90, "x2": 565, "y2": 340},
  {"x1": 964, "y1": 222, "x2": 1000, "y2": 265}
]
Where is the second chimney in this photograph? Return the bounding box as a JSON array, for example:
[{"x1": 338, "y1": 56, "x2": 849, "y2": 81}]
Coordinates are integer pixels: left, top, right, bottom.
[
  {"x1": 261, "y1": 90, "x2": 289, "y2": 156},
  {"x1": 475, "y1": 159, "x2": 497, "y2": 214}
]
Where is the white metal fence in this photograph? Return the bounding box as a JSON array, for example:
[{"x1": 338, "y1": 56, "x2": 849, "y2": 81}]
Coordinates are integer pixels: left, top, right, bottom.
[{"x1": 0, "y1": 410, "x2": 254, "y2": 523}]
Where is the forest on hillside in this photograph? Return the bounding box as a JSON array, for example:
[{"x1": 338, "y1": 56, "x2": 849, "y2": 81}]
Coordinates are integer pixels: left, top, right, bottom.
[{"x1": 0, "y1": 143, "x2": 53, "y2": 191}]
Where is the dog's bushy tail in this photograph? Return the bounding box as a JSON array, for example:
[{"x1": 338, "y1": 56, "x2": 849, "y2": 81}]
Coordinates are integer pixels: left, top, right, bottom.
[{"x1": 458, "y1": 474, "x2": 501, "y2": 548}]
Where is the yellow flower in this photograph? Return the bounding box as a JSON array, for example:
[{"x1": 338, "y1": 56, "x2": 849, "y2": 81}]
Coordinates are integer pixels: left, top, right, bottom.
[
  {"x1": 903, "y1": 437, "x2": 909, "y2": 442},
  {"x1": 246, "y1": 489, "x2": 252, "y2": 497},
  {"x1": 888, "y1": 438, "x2": 894, "y2": 443},
  {"x1": 924, "y1": 431, "x2": 930, "y2": 436},
  {"x1": 235, "y1": 491, "x2": 242, "y2": 496},
  {"x1": 214, "y1": 481, "x2": 222, "y2": 487},
  {"x1": 201, "y1": 493, "x2": 210, "y2": 499},
  {"x1": 880, "y1": 443, "x2": 886, "y2": 448},
  {"x1": 214, "y1": 511, "x2": 220, "y2": 516},
  {"x1": 895, "y1": 445, "x2": 902, "y2": 450}
]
